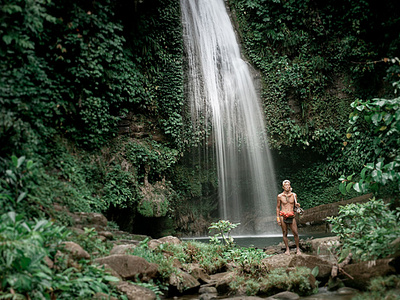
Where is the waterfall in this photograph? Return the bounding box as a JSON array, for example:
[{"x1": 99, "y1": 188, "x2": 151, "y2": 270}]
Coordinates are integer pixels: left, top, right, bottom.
[{"x1": 181, "y1": 0, "x2": 278, "y2": 234}]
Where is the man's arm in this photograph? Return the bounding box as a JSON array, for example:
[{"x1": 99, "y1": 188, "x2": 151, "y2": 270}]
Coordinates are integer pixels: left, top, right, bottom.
[
  {"x1": 294, "y1": 193, "x2": 300, "y2": 207},
  {"x1": 276, "y1": 195, "x2": 281, "y2": 225}
]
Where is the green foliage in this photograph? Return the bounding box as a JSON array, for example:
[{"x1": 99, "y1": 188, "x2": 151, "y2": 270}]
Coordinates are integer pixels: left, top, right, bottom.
[
  {"x1": 223, "y1": 247, "x2": 270, "y2": 276},
  {"x1": 48, "y1": 0, "x2": 150, "y2": 148},
  {"x1": 227, "y1": 0, "x2": 398, "y2": 150},
  {"x1": 0, "y1": 156, "x2": 36, "y2": 214},
  {"x1": 132, "y1": 281, "x2": 163, "y2": 299},
  {"x1": 0, "y1": 211, "x2": 124, "y2": 299},
  {"x1": 229, "y1": 267, "x2": 315, "y2": 296},
  {"x1": 0, "y1": 0, "x2": 185, "y2": 152},
  {"x1": 178, "y1": 241, "x2": 226, "y2": 274},
  {"x1": 0, "y1": 212, "x2": 67, "y2": 299},
  {"x1": 228, "y1": 0, "x2": 400, "y2": 204},
  {"x1": 339, "y1": 94, "x2": 400, "y2": 195},
  {"x1": 129, "y1": 0, "x2": 186, "y2": 148},
  {"x1": 129, "y1": 239, "x2": 179, "y2": 285},
  {"x1": 259, "y1": 267, "x2": 315, "y2": 296},
  {"x1": 352, "y1": 275, "x2": 400, "y2": 300},
  {"x1": 68, "y1": 227, "x2": 111, "y2": 259},
  {"x1": 124, "y1": 139, "x2": 179, "y2": 183},
  {"x1": 208, "y1": 220, "x2": 240, "y2": 247},
  {"x1": 327, "y1": 198, "x2": 400, "y2": 261}
]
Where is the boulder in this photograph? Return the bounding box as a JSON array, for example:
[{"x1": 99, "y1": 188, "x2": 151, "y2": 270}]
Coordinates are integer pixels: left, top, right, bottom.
[
  {"x1": 262, "y1": 254, "x2": 291, "y2": 270},
  {"x1": 215, "y1": 272, "x2": 236, "y2": 295},
  {"x1": 169, "y1": 271, "x2": 200, "y2": 293},
  {"x1": 288, "y1": 254, "x2": 333, "y2": 281},
  {"x1": 94, "y1": 255, "x2": 158, "y2": 281},
  {"x1": 148, "y1": 235, "x2": 181, "y2": 250},
  {"x1": 342, "y1": 258, "x2": 397, "y2": 290},
  {"x1": 110, "y1": 244, "x2": 137, "y2": 255},
  {"x1": 116, "y1": 281, "x2": 157, "y2": 300},
  {"x1": 60, "y1": 241, "x2": 90, "y2": 260},
  {"x1": 308, "y1": 236, "x2": 340, "y2": 256},
  {"x1": 98, "y1": 231, "x2": 114, "y2": 240},
  {"x1": 186, "y1": 263, "x2": 211, "y2": 283},
  {"x1": 97, "y1": 263, "x2": 122, "y2": 280}
]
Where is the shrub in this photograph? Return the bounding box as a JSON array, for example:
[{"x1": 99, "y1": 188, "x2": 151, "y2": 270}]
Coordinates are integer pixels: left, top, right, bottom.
[
  {"x1": 328, "y1": 198, "x2": 400, "y2": 261},
  {"x1": 0, "y1": 211, "x2": 123, "y2": 299},
  {"x1": 352, "y1": 275, "x2": 400, "y2": 300}
]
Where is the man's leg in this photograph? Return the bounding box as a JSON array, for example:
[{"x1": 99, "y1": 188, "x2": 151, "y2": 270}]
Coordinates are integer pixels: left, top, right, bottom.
[
  {"x1": 290, "y1": 219, "x2": 301, "y2": 255},
  {"x1": 280, "y1": 220, "x2": 290, "y2": 255}
]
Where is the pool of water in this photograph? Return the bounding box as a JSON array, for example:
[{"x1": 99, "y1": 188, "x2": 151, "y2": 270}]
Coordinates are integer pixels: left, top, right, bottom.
[{"x1": 182, "y1": 232, "x2": 333, "y2": 248}]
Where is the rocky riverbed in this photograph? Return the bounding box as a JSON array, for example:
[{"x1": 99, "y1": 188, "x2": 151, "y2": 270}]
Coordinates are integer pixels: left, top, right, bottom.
[{"x1": 52, "y1": 205, "x2": 400, "y2": 300}]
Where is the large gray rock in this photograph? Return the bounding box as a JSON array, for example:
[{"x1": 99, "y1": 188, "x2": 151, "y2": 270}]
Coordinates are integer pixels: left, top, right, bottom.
[
  {"x1": 116, "y1": 281, "x2": 156, "y2": 300},
  {"x1": 94, "y1": 255, "x2": 158, "y2": 281}
]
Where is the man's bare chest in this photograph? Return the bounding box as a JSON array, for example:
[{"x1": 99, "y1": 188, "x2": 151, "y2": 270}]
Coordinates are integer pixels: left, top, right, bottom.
[{"x1": 280, "y1": 193, "x2": 294, "y2": 204}]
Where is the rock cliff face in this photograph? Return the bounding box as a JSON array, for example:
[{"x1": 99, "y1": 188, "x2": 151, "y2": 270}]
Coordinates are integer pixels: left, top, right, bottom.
[{"x1": 118, "y1": 112, "x2": 166, "y2": 142}]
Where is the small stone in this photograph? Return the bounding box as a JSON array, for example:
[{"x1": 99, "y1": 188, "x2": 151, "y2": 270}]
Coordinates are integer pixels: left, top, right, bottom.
[
  {"x1": 337, "y1": 287, "x2": 359, "y2": 295},
  {"x1": 199, "y1": 286, "x2": 217, "y2": 294}
]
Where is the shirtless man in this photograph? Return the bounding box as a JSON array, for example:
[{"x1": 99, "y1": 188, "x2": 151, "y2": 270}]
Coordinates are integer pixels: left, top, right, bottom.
[{"x1": 276, "y1": 180, "x2": 301, "y2": 255}]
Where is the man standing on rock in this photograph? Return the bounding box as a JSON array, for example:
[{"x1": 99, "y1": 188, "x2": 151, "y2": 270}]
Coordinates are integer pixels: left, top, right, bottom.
[{"x1": 277, "y1": 180, "x2": 301, "y2": 255}]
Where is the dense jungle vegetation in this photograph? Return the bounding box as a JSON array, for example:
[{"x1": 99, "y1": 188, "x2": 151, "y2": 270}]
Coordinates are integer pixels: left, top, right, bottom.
[
  {"x1": 1, "y1": 0, "x2": 399, "y2": 232},
  {"x1": 1, "y1": 0, "x2": 399, "y2": 234},
  {"x1": 1, "y1": 0, "x2": 399, "y2": 298}
]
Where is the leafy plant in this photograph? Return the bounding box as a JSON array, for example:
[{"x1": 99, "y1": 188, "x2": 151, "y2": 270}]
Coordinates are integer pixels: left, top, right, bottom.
[
  {"x1": 224, "y1": 247, "x2": 270, "y2": 276},
  {"x1": 208, "y1": 220, "x2": 240, "y2": 247},
  {"x1": 339, "y1": 93, "x2": 400, "y2": 195},
  {"x1": 0, "y1": 211, "x2": 124, "y2": 299},
  {"x1": 0, "y1": 211, "x2": 66, "y2": 299},
  {"x1": 352, "y1": 275, "x2": 400, "y2": 300},
  {"x1": 327, "y1": 198, "x2": 400, "y2": 261}
]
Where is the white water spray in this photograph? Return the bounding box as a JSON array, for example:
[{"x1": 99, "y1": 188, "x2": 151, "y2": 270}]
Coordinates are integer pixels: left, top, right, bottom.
[{"x1": 181, "y1": 0, "x2": 278, "y2": 234}]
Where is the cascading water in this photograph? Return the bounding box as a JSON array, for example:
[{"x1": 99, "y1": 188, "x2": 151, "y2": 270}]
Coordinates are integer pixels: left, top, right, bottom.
[{"x1": 181, "y1": 0, "x2": 278, "y2": 234}]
